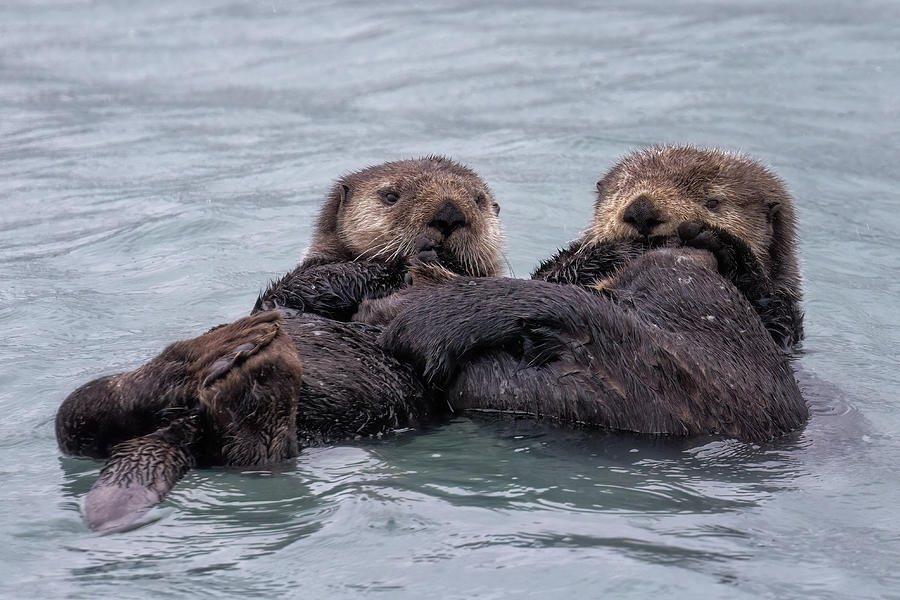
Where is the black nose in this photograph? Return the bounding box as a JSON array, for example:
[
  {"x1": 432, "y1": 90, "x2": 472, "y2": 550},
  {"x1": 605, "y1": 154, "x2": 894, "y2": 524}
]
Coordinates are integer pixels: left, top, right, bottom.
[
  {"x1": 622, "y1": 195, "x2": 664, "y2": 236},
  {"x1": 429, "y1": 200, "x2": 467, "y2": 237}
]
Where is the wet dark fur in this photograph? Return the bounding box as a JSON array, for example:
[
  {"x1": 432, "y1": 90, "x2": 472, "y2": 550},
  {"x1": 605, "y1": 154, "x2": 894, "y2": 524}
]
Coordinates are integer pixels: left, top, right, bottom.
[
  {"x1": 58, "y1": 310, "x2": 429, "y2": 531},
  {"x1": 56, "y1": 311, "x2": 300, "y2": 461},
  {"x1": 282, "y1": 313, "x2": 433, "y2": 446},
  {"x1": 380, "y1": 247, "x2": 808, "y2": 442},
  {"x1": 533, "y1": 146, "x2": 803, "y2": 350},
  {"x1": 84, "y1": 417, "x2": 198, "y2": 532},
  {"x1": 254, "y1": 261, "x2": 406, "y2": 322}
]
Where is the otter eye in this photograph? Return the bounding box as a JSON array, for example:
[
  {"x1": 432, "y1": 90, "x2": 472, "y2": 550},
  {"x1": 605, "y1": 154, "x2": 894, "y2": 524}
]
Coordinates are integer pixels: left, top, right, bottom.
[
  {"x1": 474, "y1": 192, "x2": 487, "y2": 207},
  {"x1": 380, "y1": 191, "x2": 400, "y2": 205},
  {"x1": 705, "y1": 198, "x2": 720, "y2": 209}
]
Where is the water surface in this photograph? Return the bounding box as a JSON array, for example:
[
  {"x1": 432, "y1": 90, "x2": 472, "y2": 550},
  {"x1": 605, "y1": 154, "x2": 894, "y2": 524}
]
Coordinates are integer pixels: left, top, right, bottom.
[{"x1": 1, "y1": 1, "x2": 899, "y2": 598}]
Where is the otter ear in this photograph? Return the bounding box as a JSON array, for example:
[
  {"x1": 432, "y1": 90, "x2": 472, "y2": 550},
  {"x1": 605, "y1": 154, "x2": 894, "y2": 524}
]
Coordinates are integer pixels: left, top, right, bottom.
[
  {"x1": 339, "y1": 184, "x2": 350, "y2": 207},
  {"x1": 492, "y1": 202, "x2": 500, "y2": 216},
  {"x1": 766, "y1": 201, "x2": 781, "y2": 223},
  {"x1": 596, "y1": 180, "x2": 604, "y2": 193}
]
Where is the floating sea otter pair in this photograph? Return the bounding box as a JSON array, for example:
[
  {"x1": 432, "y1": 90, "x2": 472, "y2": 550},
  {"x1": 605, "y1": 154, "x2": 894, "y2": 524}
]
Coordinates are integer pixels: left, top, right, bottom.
[{"x1": 56, "y1": 147, "x2": 807, "y2": 532}]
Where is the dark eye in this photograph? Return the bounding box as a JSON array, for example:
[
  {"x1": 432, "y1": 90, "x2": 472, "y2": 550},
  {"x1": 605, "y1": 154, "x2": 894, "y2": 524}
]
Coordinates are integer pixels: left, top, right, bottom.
[
  {"x1": 474, "y1": 192, "x2": 487, "y2": 207},
  {"x1": 381, "y1": 191, "x2": 399, "y2": 205},
  {"x1": 705, "y1": 198, "x2": 720, "y2": 209}
]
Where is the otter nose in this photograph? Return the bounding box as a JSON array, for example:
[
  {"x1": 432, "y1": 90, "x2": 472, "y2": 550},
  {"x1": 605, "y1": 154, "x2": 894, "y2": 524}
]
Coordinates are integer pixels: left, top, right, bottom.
[
  {"x1": 622, "y1": 195, "x2": 665, "y2": 236},
  {"x1": 429, "y1": 200, "x2": 467, "y2": 237}
]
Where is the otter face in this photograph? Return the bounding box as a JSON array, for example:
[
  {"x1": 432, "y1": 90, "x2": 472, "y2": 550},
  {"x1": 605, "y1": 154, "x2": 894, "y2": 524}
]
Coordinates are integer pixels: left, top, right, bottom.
[
  {"x1": 588, "y1": 146, "x2": 794, "y2": 273},
  {"x1": 333, "y1": 156, "x2": 503, "y2": 277}
]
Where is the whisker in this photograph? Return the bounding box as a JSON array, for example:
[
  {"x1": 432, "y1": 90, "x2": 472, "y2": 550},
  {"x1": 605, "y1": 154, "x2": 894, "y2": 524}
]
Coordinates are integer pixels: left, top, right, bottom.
[
  {"x1": 500, "y1": 250, "x2": 515, "y2": 278},
  {"x1": 353, "y1": 230, "x2": 394, "y2": 261}
]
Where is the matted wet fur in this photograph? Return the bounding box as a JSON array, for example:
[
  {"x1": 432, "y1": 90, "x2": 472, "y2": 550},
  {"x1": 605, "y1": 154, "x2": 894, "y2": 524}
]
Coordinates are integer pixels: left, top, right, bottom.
[
  {"x1": 60, "y1": 312, "x2": 305, "y2": 531},
  {"x1": 60, "y1": 310, "x2": 431, "y2": 532},
  {"x1": 56, "y1": 311, "x2": 300, "y2": 461},
  {"x1": 380, "y1": 247, "x2": 807, "y2": 442},
  {"x1": 533, "y1": 146, "x2": 803, "y2": 350}
]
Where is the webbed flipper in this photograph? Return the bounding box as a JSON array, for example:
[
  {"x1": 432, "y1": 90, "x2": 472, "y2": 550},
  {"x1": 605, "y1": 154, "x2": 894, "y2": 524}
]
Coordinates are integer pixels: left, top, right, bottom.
[{"x1": 84, "y1": 416, "x2": 197, "y2": 533}]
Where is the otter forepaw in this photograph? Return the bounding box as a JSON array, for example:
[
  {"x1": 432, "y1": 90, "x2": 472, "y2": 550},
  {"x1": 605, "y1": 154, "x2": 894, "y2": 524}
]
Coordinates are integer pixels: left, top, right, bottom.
[
  {"x1": 403, "y1": 234, "x2": 457, "y2": 286},
  {"x1": 677, "y1": 222, "x2": 738, "y2": 277},
  {"x1": 413, "y1": 234, "x2": 440, "y2": 264}
]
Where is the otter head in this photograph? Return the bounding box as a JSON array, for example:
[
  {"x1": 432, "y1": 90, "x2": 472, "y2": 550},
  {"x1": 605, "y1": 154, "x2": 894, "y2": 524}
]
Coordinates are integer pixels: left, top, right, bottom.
[
  {"x1": 307, "y1": 156, "x2": 503, "y2": 277},
  {"x1": 587, "y1": 145, "x2": 799, "y2": 288}
]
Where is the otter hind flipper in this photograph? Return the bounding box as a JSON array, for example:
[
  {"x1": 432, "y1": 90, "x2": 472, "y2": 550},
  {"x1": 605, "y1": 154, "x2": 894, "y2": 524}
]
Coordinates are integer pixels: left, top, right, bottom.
[
  {"x1": 200, "y1": 316, "x2": 280, "y2": 389},
  {"x1": 199, "y1": 313, "x2": 304, "y2": 466},
  {"x1": 84, "y1": 416, "x2": 198, "y2": 533}
]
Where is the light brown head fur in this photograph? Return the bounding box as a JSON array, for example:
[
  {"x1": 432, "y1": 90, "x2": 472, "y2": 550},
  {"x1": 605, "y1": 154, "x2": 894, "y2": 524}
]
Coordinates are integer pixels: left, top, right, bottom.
[
  {"x1": 587, "y1": 146, "x2": 800, "y2": 295},
  {"x1": 304, "y1": 156, "x2": 503, "y2": 278}
]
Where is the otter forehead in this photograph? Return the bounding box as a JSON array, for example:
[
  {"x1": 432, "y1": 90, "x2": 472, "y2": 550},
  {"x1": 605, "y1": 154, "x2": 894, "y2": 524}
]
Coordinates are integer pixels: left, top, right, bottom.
[
  {"x1": 343, "y1": 155, "x2": 483, "y2": 186},
  {"x1": 610, "y1": 150, "x2": 724, "y2": 188},
  {"x1": 366, "y1": 174, "x2": 486, "y2": 194},
  {"x1": 600, "y1": 146, "x2": 781, "y2": 206},
  {"x1": 598, "y1": 146, "x2": 782, "y2": 207},
  {"x1": 339, "y1": 157, "x2": 494, "y2": 209}
]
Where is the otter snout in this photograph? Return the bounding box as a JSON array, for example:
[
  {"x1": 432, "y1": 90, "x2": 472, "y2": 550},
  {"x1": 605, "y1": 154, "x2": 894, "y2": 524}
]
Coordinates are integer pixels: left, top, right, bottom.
[
  {"x1": 429, "y1": 200, "x2": 467, "y2": 237},
  {"x1": 623, "y1": 195, "x2": 665, "y2": 236}
]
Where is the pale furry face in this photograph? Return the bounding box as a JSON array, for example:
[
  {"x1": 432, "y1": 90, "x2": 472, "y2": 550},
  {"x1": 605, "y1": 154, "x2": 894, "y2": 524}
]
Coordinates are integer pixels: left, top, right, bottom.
[
  {"x1": 587, "y1": 146, "x2": 785, "y2": 269},
  {"x1": 336, "y1": 158, "x2": 503, "y2": 278}
]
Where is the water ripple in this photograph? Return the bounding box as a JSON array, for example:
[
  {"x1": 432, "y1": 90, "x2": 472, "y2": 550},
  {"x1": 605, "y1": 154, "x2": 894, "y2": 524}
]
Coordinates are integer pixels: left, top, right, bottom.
[{"x1": 2, "y1": 0, "x2": 900, "y2": 598}]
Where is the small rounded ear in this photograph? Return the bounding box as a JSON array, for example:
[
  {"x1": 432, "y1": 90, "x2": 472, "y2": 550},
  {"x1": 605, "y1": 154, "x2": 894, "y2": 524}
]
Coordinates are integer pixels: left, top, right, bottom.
[
  {"x1": 595, "y1": 180, "x2": 605, "y2": 195},
  {"x1": 339, "y1": 184, "x2": 350, "y2": 206},
  {"x1": 766, "y1": 201, "x2": 781, "y2": 223},
  {"x1": 492, "y1": 202, "x2": 500, "y2": 216}
]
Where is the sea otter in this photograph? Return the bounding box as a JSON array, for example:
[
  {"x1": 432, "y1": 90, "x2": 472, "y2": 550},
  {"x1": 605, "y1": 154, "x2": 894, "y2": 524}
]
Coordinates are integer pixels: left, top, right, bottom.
[
  {"x1": 377, "y1": 147, "x2": 808, "y2": 442},
  {"x1": 533, "y1": 146, "x2": 803, "y2": 350},
  {"x1": 253, "y1": 155, "x2": 503, "y2": 320},
  {"x1": 57, "y1": 156, "x2": 504, "y2": 531}
]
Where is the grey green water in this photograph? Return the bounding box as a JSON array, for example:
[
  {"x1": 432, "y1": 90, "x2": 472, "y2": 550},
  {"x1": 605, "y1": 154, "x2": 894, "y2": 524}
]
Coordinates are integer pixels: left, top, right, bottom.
[{"x1": 1, "y1": 1, "x2": 899, "y2": 598}]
